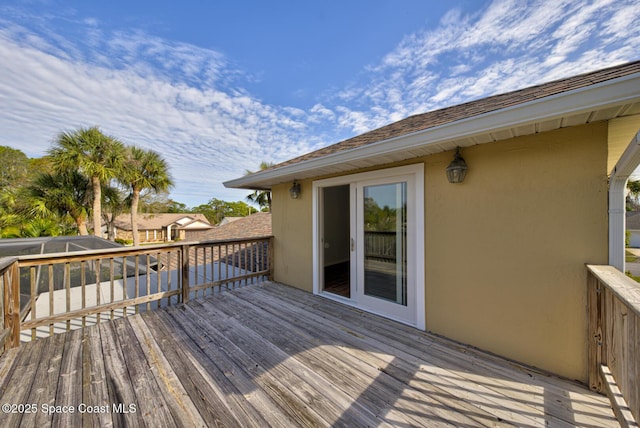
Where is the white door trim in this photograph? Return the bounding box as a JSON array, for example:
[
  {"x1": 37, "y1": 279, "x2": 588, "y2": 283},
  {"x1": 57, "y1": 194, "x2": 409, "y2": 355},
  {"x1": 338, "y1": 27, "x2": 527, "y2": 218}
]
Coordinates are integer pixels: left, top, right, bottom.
[{"x1": 312, "y1": 164, "x2": 425, "y2": 329}]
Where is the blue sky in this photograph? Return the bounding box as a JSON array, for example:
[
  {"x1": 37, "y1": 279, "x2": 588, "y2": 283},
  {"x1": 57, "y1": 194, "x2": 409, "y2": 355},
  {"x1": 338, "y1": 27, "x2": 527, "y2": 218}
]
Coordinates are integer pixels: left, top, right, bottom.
[{"x1": 1, "y1": 0, "x2": 639, "y2": 207}]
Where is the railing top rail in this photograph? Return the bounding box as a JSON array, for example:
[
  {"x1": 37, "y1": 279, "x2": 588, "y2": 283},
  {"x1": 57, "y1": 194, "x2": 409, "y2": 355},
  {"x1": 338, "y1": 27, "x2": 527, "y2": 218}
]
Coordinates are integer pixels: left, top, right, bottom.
[
  {"x1": 587, "y1": 264, "x2": 640, "y2": 318},
  {"x1": 0, "y1": 256, "x2": 18, "y2": 272},
  {"x1": 191, "y1": 235, "x2": 273, "y2": 247},
  {"x1": 13, "y1": 235, "x2": 274, "y2": 265}
]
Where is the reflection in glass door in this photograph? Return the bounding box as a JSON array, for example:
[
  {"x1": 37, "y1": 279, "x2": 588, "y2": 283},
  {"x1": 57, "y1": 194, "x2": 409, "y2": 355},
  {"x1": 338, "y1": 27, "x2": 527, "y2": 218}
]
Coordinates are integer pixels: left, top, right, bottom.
[{"x1": 362, "y1": 182, "x2": 407, "y2": 306}]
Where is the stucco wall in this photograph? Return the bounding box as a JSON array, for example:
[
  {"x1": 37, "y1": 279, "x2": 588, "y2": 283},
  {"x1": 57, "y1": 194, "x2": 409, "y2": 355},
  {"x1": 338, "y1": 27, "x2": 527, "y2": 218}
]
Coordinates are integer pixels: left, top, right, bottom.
[
  {"x1": 272, "y1": 180, "x2": 314, "y2": 292},
  {"x1": 424, "y1": 123, "x2": 608, "y2": 382},
  {"x1": 271, "y1": 122, "x2": 609, "y2": 382},
  {"x1": 608, "y1": 114, "x2": 640, "y2": 172}
]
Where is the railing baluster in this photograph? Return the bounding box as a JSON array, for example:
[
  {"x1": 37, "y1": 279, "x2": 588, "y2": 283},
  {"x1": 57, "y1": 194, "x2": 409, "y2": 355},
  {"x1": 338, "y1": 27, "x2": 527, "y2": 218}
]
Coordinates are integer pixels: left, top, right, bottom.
[
  {"x1": 110, "y1": 258, "x2": 115, "y2": 320},
  {"x1": 181, "y1": 244, "x2": 190, "y2": 304},
  {"x1": 155, "y1": 252, "x2": 161, "y2": 308},
  {"x1": 81, "y1": 260, "x2": 86, "y2": 329},
  {"x1": 167, "y1": 250, "x2": 172, "y2": 305},
  {"x1": 225, "y1": 243, "x2": 229, "y2": 290},
  {"x1": 29, "y1": 267, "x2": 36, "y2": 341},
  {"x1": 269, "y1": 237, "x2": 274, "y2": 281},
  {"x1": 65, "y1": 262, "x2": 71, "y2": 331},
  {"x1": 194, "y1": 247, "x2": 198, "y2": 299},
  {"x1": 209, "y1": 245, "x2": 214, "y2": 296},
  {"x1": 48, "y1": 264, "x2": 54, "y2": 336},
  {"x1": 123, "y1": 256, "x2": 127, "y2": 318},
  {"x1": 96, "y1": 258, "x2": 101, "y2": 325},
  {"x1": 146, "y1": 254, "x2": 151, "y2": 312},
  {"x1": 218, "y1": 243, "x2": 223, "y2": 293},
  {"x1": 134, "y1": 255, "x2": 140, "y2": 314}
]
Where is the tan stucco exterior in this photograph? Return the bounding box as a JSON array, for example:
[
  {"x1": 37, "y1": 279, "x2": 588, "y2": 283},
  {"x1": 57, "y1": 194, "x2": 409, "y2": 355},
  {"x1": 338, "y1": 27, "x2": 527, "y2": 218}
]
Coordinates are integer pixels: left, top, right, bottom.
[
  {"x1": 424, "y1": 123, "x2": 608, "y2": 382},
  {"x1": 608, "y1": 114, "x2": 640, "y2": 172},
  {"x1": 271, "y1": 121, "x2": 615, "y2": 382},
  {"x1": 272, "y1": 180, "x2": 314, "y2": 292}
]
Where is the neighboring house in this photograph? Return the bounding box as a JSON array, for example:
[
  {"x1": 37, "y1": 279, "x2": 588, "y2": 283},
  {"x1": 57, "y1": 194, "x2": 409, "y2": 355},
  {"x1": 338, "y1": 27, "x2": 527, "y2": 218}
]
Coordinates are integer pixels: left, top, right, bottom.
[
  {"x1": 225, "y1": 61, "x2": 640, "y2": 384},
  {"x1": 200, "y1": 212, "x2": 272, "y2": 241},
  {"x1": 627, "y1": 211, "x2": 640, "y2": 247},
  {"x1": 112, "y1": 213, "x2": 214, "y2": 243}
]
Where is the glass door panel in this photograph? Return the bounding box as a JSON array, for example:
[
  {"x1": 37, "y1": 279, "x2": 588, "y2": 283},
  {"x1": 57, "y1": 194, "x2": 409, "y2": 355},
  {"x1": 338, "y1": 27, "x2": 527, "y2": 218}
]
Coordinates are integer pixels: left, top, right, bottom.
[{"x1": 362, "y1": 182, "x2": 407, "y2": 306}]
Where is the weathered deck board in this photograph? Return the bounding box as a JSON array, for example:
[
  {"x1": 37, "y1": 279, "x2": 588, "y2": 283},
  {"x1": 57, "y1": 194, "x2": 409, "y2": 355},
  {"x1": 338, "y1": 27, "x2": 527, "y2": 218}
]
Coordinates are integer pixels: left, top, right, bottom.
[
  {"x1": 205, "y1": 291, "x2": 503, "y2": 427},
  {"x1": 223, "y1": 286, "x2": 519, "y2": 427},
  {"x1": 0, "y1": 282, "x2": 619, "y2": 427},
  {"x1": 249, "y1": 283, "x2": 616, "y2": 427}
]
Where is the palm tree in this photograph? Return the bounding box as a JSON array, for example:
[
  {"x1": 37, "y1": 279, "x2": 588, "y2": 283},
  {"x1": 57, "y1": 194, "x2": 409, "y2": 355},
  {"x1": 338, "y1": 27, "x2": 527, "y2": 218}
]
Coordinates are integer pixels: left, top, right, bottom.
[
  {"x1": 21, "y1": 218, "x2": 62, "y2": 238},
  {"x1": 49, "y1": 127, "x2": 125, "y2": 237},
  {"x1": 28, "y1": 171, "x2": 92, "y2": 235},
  {"x1": 101, "y1": 184, "x2": 127, "y2": 241},
  {"x1": 120, "y1": 146, "x2": 173, "y2": 246},
  {"x1": 246, "y1": 161, "x2": 275, "y2": 212}
]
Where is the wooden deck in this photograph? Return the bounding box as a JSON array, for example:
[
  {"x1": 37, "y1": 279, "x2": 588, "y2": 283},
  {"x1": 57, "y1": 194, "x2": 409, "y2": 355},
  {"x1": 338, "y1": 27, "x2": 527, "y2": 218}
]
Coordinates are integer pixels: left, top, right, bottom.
[{"x1": 0, "y1": 282, "x2": 618, "y2": 427}]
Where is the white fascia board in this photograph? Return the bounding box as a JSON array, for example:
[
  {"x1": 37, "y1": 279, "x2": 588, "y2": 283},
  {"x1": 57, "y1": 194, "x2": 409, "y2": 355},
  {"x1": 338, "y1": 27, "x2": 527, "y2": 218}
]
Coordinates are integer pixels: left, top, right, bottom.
[{"x1": 224, "y1": 73, "x2": 640, "y2": 189}]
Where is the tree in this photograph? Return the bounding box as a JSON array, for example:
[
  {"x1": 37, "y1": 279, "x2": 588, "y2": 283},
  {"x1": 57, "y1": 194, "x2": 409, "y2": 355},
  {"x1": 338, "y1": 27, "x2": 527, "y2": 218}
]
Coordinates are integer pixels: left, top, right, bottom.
[
  {"x1": 49, "y1": 127, "x2": 125, "y2": 237},
  {"x1": 245, "y1": 161, "x2": 275, "y2": 212},
  {"x1": 136, "y1": 192, "x2": 188, "y2": 214},
  {"x1": 28, "y1": 171, "x2": 92, "y2": 235},
  {"x1": 192, "y1": 198, "x2": 257, "y2": 224},
  {"x1": 102, "y1": 184, "x2": 128, "y2": 241},
  {"x1": 628, "y1": 180, "x2": 640, "y2": 211},
  {"x1": 0, "y1": 146, "x2": 29, "y2": 189},
  {"x1": 120, "y1": 146, "x2": 173, "y2": 246}
]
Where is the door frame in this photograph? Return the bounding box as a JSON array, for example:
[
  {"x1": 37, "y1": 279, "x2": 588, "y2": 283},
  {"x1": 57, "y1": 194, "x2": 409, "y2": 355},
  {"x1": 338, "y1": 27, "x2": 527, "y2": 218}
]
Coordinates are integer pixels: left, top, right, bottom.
[{"x1": 312, "y1": 163, "x2": 425, "y2": 329}]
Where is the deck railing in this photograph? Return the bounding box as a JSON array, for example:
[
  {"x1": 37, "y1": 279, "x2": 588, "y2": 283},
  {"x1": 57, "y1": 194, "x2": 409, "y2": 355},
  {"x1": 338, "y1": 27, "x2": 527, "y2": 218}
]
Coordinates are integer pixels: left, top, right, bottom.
[
  {"x1": 587, "y1": 264, "x2": 640, "y2": 427},
  {"x1": 0, "y1": 236, "x2": 273, "y2": 350}
]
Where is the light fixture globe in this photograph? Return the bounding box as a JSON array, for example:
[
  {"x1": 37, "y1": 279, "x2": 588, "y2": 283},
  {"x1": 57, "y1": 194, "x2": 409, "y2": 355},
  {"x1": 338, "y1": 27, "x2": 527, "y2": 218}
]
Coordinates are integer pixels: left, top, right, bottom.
[
  {"x1": 289, "y1": 180, "x2": 301, "y2": 199},
  {"x1": 446, "y1": 147, "x2": 468, "y2": 184}
]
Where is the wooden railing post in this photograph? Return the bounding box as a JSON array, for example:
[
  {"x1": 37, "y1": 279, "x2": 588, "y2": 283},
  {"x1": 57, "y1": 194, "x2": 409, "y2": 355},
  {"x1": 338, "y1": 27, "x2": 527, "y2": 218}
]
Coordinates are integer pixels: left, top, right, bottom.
[
  {"x1": 181, "y1": 244, "x2": 190, "y2": 304},
  {"x1": 587, "y1": 269, "x2": 603, "y2": 392},
  {"x1": 4, "y1": 260, "x2": 21, "y2": 348},
  {"x1": 587, "y1": 265, "x2": 640, "y2": 426}
]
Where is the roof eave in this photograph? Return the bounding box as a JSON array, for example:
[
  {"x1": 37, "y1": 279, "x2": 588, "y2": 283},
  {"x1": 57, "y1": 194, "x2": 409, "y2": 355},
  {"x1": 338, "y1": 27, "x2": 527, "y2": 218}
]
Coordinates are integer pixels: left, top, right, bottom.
[{"x1": 224, "y1": 72, "x2": 640, "y2": 190}]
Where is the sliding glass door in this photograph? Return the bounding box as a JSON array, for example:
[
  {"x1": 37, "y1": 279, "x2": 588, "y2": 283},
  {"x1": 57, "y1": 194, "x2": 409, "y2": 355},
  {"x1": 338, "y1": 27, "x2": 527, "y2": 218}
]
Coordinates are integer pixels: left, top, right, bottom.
[{"x1": 313, "y1": 164, "x2": 424, "y2": 328}]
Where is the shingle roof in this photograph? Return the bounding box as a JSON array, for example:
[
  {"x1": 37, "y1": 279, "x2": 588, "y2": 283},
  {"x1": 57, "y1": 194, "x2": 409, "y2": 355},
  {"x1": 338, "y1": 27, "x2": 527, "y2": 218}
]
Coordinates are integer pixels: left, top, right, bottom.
[
  {"x1": 271, "y1": 60, "x2": 640, "y2": 170},
  {"x1": 113, "y1": 213, "x2": 212, "y2": 231},
  {"x1": 199, "y1": 213, "x2": 272, "y2": 241}
]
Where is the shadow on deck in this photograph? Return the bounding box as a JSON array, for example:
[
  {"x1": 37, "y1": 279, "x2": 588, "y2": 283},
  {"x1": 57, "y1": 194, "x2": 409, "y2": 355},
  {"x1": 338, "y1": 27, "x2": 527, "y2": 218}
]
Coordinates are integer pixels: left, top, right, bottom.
[{"x1": 0, "y1": 282, "x2": 618, "y2": 427}]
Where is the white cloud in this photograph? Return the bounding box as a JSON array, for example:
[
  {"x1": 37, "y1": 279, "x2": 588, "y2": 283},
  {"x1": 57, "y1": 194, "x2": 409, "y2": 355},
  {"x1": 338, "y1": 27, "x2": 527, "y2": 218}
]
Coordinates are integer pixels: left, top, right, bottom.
[
  {"x1": 332, "y1": 0, "x2": 640, "y2": 134},
  {"x1": 0, "y1": 20, "x2": 317, "y2": 206}
]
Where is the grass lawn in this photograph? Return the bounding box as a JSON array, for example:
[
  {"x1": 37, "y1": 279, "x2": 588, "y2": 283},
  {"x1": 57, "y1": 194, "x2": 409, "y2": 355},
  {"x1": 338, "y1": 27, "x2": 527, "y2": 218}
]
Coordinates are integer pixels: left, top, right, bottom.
[{"x1": 625, "y1": 250, "x2": 640, "y2": 282}]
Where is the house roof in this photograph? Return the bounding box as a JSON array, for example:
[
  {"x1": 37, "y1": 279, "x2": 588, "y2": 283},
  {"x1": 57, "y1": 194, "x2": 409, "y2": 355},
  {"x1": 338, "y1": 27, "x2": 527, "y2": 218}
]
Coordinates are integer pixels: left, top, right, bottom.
[
  {"x1": 218, "y1": 217, "x2": 243, "y2": 226},
  {"x1": 225, "y1": 60, "x2": 640, "y2": 190},
  {"x1": 199, "y1": 212, "x2": 272, "y2": 241},
  {"x1": 113, "y1": 213, "x2": 213, "y2": 231}
]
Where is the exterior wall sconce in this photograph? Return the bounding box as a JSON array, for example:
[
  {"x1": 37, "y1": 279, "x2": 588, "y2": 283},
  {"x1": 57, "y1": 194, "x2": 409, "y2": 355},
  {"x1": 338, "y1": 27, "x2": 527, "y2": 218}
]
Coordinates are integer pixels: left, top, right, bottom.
[
  {"x1": 289, "y1": 180, "x2": 301, "y2": 199},
  {"x1": 446, "y1": 147, "x2": 468, "y2": 184}
]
